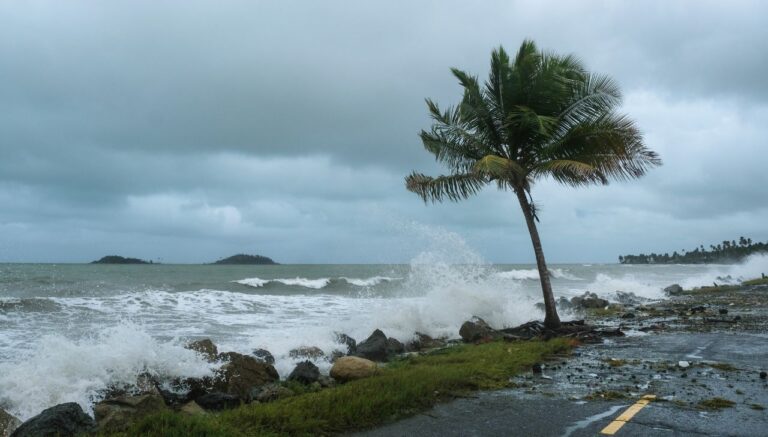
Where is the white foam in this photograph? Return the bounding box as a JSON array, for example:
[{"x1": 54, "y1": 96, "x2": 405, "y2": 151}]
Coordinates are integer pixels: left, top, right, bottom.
[
  {"x1": 340, "y1": 276, "x2": 400, "y2": 287},
  {"x1": 0, "y1": 323, "x2": 216, "y2": 421},
  {"x1": 235, "y1": 277, "x2": 331, "y2": 289},
  {"x1": 494, "y1": 268, "x2": 582, "y2": 281}
]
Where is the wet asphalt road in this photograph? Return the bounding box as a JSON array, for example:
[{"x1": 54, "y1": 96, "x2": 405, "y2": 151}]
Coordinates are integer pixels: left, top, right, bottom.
[{"x1": 352, "y1": 332, "x2": 768, "y2": 437}]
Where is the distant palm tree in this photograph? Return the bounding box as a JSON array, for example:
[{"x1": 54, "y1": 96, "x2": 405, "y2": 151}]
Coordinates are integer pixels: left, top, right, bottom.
[{"x1": 405, "y1": 41, "x2": 661, "y2": 329}]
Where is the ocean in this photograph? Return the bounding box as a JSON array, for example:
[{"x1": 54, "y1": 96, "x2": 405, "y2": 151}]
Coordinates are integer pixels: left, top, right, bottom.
[{"x1": 2, "y1": 251, "x2": 767, "y2": 420}]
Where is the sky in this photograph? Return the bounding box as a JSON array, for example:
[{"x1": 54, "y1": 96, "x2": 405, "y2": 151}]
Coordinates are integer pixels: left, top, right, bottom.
[{"x1": 1, "y1": 0, "x2": 767, "y2": 264}]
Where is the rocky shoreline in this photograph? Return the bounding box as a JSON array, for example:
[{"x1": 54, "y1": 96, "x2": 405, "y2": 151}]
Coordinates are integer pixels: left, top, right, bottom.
[{"x1": 3, "y1": 279, "x2": 766, "y2": 436}]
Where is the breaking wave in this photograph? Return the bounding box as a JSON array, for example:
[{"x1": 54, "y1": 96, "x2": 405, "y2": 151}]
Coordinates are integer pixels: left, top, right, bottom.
[
  {"x1": 494, "y1": 268, "x2": 582, "y2": 281},
  {"x1": 0, "y1": 324, "x2": 216, "y2": 421},
  {"x1": 234, "y1": 276, "x2": 400, "y2": 290}
]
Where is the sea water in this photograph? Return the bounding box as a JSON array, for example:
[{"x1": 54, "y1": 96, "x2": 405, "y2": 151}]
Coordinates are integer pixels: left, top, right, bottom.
[{"x1": 1, "y1": 242, "x2": 767, "y2": 420}]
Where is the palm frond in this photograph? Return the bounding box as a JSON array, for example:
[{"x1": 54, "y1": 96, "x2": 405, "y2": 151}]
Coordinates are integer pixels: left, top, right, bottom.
[
  {"x1": 405, "y1": 172, "x2": 487, "y2": 203},
  {"x1": 474, "y1": 154, "x2": 527, "y2": 180}
]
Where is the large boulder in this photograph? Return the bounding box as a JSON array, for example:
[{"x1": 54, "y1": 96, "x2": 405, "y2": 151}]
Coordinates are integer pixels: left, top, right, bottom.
[
  {"x1": 334, "y1": 333, "x2": 357, "y2": 354},
  {"x1": 288, "y1": 346, "x2": 325, "y2": 360},
  {"x1": 405, "y1": 332, "x2": 446, "y2": 352},
  {"x1": 664, "y1": 284, "x2": 684, "y2": 295},
  {"x1": 386, "y1": 337, "x2": 405, "y2": 356},
  {"x1": 252, "y1": 348, "x2": 275, "y2": 365},
  {"x1": 330, "y1": 356, "x2": 378, "y2": 382},
  {"x1": 10, "y1": 403, "x2": 94, "y2": 437},
  {"x1": 570, "y1": 292, "x2": 609, "y2": 309},
  {"x1": 179, "y1": 401, "x2": 207, "y2": 416},
  {"x1": 1, "y1": 408, "x2": 21, "y2": 437},
  {"x1": 186, "y1": 338, "x2": 218, "y2": 362},
  {"x1": 93, "y1": 393, "x2": 167, "y2": 432},
  {"x1": 459, "y1": 317, "x2": 495, "y2": 342},
  {"x1": 287, "y1": 361, "x2": 320, "y2": 385},
  {"x1": 215, "y1": 352, "x2": 280, "y2": 400},
  {"x1": 354, "y1": 329, "x2": 389, "y2": 362},
  {"x1": 194, "y1": 392, "x2": 240, "y2": 411}
]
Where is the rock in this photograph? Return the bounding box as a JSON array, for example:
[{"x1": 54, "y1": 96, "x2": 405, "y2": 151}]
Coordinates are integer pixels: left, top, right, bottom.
[
  {"x1": 330, "y1": 356, "x2": 378, "y2": 382},
  {"x1": 719, "y1": 308, "x2": 729, "y2": 315},
  {"x1": 614, "y1": 291, "x2": 644, "y2": 305},
  {"x1": 1, "y1": 408, "x2": 21, "y2": 437},
  {"x1": 288, "y1": 346, "x2": 325, "y2": 360},
  {"x1": 459, "y1": 316, "x2": 495, "y2": 342},
  {"x1": 621, "y1": 312, "x2": 636, "y2": 319},
  {"x1": 94, "y1": 393, "x2": 167, "y2": 432},
  {"x1": 252, "y1": 348, "x2": 275, "y2": 365},
  {"x1": 405, "y1": 332, "x2": 446, "y2": 352},
  {"x1": 555, "y1": 296, "x2": 574, "y2": 311},
  {"x1": 179, "y1": 401, "x2": 207, "y2": 416},
  {"x1": 167, "y1": 376, "x2": 214, "y2": 404},
  {"x1": 760, "y1": 371, "x2": 767, "y2": 379},
  {"x1": 734, "y1": 315, "x2": 742, "y2": 321},
  {"x1": 215, "y1": 352, "x2": 280, "y2": 400},
  {"x1": 186, "y1": 338, "x2": 218, "y2": 362},
  {"x1": 250, "y1": 383, "x2": 295, "y2": 403},
  {"x1": 353, "y1": 329, "x2": 389, "y2": 362},
  {"x1": 678, "y1": 361, "x2": 690, "y2": 369},
  {"x1": 195, "y1": 392, "x2": 241, "y2": 411},
  {"x1": 334, "y1": 333, "x2": 357, "y2": 354},
  {"x1": 532, "y1": 363, "x2": 543, "y2": 374},
  {"x1": 10, "y1": 403, "x2": 94, "y2": 437},
  {"x1": 287, "y1": 361, "x2": 320, "y2": 384},
  {"x1": 690, "y1": 306, "x2": 706, "y2": 314},
  {"x1": 570, "y1": 292, "x2": 609, "y2": 309},
  {"x1": 664, "y1": 284, "x2": 683, "y2": 295},
  {"x1": 330, "y1": 350, "x2": 346, "y2": 362},
  {"x1": 318, "y1": 375, "x2": 336, "y2": 388},
  {"x1": 386, "y1": 337, "x2": 405, "y2": 356}
]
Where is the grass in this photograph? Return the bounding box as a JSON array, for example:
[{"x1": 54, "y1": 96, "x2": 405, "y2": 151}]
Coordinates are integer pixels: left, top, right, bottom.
[
  {"x1": 742, "y1": 277, "x2": 768, "y2": 286},
  {"x1": 115, "y1": 339, "x2": 569, "y2": 436},
  {"x1": 698, "y1": 397, "x2": 735, "y2": 410},
  {"x1": 707, "y1": 362, "x2": 738, "y2": 372}
]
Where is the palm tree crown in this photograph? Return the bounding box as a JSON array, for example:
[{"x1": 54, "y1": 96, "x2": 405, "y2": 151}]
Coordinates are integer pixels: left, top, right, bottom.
[{"x1": 406, "y1": 40, "x2": 661, "y2": 328}]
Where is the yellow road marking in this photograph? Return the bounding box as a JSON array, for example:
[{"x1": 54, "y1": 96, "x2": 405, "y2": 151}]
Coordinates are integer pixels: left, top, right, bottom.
[{"x1": 600, "y1": 395, "x2": 656, "y2": 435}]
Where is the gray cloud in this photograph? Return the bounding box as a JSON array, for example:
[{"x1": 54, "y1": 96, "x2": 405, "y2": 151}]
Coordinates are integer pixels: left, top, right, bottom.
[{"x1": 1, "y1": 0, "x2": 767, "y2": 263}]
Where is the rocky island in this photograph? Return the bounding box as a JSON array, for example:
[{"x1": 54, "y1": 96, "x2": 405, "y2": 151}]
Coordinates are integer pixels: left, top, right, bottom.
[
  {"x1": 91, "y1": 255, "x2": 152, "y2": 264},
  {"x1": 212, "y1": 254, "x2": 278, "y2": 265}
]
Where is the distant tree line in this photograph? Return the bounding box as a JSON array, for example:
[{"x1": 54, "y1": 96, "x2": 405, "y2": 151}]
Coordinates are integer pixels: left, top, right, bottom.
[{"x1": 619, "y1": 237, "x2": 768, "y2": 264}]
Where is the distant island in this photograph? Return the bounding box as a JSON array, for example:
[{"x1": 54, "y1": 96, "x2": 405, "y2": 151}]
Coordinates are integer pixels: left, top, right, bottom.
[
  {"x1": 212, "y1": 254, "x2": 278, "y2": 265},
  {"x1": 92, "y1": 255, "x2": 152, "y2": 264},
  {"x1": 620, "y1": 237, "x2": 767, "y2": 264}
]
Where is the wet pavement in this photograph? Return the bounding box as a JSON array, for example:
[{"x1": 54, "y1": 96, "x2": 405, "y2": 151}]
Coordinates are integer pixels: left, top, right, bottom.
[{"x1": 353, "y1": 332, "x2": 768, "y2": 437}]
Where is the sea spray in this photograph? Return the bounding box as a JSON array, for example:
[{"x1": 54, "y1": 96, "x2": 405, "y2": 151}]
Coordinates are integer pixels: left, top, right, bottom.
[{"x1": 0, "y1": 323, "x2": 216, "y2": 420}]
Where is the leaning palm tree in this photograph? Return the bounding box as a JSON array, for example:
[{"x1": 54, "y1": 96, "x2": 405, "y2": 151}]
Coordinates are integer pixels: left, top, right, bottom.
[{"x1": 406, "y1": 40, "x2": 661, "y2": 329}]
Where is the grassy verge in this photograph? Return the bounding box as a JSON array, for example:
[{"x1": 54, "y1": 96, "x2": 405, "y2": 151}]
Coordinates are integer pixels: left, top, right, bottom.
[
  {"x1": 119, "y1": 339, "x2": 570, "y2": 436},
  {"x1": 742, "y1": 277, "x2": 768, "y2": 286}
]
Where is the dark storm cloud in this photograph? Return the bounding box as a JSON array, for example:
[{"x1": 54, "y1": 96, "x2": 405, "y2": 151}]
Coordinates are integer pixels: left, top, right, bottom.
[{"x1": 1, "y1": 0, "x2": 767, "y2": 263}]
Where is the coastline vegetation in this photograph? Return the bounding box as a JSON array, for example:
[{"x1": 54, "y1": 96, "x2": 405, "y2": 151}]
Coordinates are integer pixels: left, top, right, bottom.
[
  {"x1": 619, "y1": 237, "x2": 767, "y2": 264},
  {"x1": 113, "y1": 339, "x2": 569, "y2": 436}
]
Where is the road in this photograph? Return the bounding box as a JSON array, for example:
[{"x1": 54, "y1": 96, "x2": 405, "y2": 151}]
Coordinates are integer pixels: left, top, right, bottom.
[{"x1": 352, "y1": 332, "x2": 768, "y2": 437}]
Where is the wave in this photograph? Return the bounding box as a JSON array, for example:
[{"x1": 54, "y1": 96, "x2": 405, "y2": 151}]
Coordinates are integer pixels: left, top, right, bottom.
[
  {"x1": 494, "y1": 268, "x2": 582, "y2": 281},
  {"x1": 0, "y1": 323, "x2": 216, "y2": 421},
  {"x1": 234, "y1": 276, "x2": 400, "y2": 290}
]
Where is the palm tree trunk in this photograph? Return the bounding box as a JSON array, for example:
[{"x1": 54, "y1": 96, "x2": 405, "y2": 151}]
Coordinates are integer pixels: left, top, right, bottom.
[{"x1": 515, "y1": 189, "x2": 561, "y2": 329}]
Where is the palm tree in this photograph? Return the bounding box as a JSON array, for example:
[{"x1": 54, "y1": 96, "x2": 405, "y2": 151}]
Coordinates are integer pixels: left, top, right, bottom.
[{"x1": 405, "y1": 41, "x2": 661, "y2": 329}]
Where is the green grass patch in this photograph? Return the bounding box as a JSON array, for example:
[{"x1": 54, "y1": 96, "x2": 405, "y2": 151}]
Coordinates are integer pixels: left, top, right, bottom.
[
  {"x1": 707, "y1": 362, "x2": 738, "y2": 372},
  {"x1": 742, "y1": 277, "x2": 768, "y2": 286},
  {"x1": 117, "y1": 339, "x2": 569, "y2": 436},
  {"x1": 698, "y1": 397, "x2": 735, "y2": 410}
]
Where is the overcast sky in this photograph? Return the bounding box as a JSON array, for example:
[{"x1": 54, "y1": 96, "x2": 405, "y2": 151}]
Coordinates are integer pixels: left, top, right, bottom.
[{"x1": 1, "y1": 0, "x2": 767, "y2": 264}]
